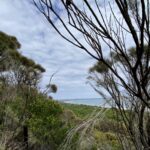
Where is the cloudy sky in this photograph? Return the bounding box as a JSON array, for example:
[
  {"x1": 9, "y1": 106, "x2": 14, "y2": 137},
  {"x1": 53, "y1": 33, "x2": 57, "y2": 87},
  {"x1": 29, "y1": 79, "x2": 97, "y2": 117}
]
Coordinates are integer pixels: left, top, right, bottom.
[{"x1": 0, "y1": 0, "x2": 101, "y2": 99}]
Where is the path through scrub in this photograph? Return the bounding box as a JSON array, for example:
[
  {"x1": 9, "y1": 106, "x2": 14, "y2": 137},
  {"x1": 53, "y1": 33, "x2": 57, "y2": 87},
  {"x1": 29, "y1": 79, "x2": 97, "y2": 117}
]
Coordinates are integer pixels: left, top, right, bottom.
[{"x1": 59, "y1": 103, "x2": 109, "y2": 150}]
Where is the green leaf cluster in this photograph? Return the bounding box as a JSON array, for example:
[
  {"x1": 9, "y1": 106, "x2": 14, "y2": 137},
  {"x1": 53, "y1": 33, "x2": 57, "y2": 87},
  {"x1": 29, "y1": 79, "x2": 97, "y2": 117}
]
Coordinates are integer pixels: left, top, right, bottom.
[{"x1": 0, "y1": 31, "x2": 45, "y2": 73}]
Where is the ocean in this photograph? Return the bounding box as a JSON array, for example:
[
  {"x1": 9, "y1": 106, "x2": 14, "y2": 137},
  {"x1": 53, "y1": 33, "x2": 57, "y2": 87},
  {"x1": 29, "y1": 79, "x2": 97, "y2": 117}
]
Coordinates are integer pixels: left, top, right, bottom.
[{"x1": 58, "y1": 98, "x2": 111, "y2": 107}]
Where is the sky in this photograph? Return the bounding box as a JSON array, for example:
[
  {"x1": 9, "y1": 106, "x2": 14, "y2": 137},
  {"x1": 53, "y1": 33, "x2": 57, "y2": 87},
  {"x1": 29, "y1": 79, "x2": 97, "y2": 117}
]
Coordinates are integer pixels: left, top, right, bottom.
[
  {"x1": 0, "y1": 0, "x2": 101, "y2": 100},
  {"x1": 0, "y1": 0, "x2": 135, "y2": 101}
]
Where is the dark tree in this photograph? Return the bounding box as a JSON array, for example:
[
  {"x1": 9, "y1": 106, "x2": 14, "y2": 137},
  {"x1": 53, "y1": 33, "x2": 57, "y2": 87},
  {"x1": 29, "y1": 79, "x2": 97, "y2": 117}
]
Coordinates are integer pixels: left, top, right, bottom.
[
  {"x1": 88, "y1": 45, "x2": 150, "y2": 149},
  {"x1": 33, "y1": 0, "x2": 150, "y2": 149}
]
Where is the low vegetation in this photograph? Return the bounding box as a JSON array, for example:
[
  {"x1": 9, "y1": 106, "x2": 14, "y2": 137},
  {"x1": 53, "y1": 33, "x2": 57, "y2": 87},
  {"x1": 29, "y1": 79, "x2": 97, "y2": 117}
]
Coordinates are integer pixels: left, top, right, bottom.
[{"x1": 59, "y1": 103, "x2": 123, "y2": 150}]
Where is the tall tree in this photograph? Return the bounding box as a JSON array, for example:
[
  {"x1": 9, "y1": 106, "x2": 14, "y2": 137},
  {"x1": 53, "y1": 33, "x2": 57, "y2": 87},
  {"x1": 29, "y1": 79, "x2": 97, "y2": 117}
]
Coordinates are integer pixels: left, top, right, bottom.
[
  {"x1": 88, "y1": 45, "x2": 150, "y2": 149},
  {"x1": 33, "y1": 0, "x2": 150, "y2": 149},
  {"x1": 0, "y1": 31, "x2": 45, "y2": 149}
]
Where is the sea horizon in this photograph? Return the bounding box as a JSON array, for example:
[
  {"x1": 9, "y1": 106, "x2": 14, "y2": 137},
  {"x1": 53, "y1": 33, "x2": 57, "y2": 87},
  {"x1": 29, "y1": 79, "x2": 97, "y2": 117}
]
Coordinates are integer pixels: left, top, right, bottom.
[{"x1": 57, "y1": 98, "x2": 111, "y2": 107}]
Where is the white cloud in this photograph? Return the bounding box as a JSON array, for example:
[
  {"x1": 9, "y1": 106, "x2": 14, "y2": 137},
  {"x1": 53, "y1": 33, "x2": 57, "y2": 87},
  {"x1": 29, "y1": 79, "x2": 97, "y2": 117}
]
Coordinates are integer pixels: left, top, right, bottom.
[
  {"x1": 0, "y1": 0, "x2": 99, "y2": 99},
  {"x1": 0, "y1": 0, "x2": 135, "y2": 101}
]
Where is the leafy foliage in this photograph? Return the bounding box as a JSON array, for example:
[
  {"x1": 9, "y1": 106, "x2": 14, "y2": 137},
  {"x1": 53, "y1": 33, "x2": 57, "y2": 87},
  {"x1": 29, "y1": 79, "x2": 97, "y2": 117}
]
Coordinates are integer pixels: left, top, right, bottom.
[{"x1": 0, "y1": 31, "x2": 45, "y2": 82}]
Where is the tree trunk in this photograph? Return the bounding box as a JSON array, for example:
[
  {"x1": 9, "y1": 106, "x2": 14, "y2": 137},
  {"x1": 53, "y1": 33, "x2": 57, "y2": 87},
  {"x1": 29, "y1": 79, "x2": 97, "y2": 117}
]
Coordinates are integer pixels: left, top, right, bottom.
[{"x1": 23, "y1": 125, "x2": 28, "y2": 149}]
